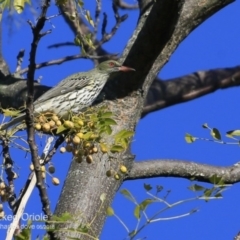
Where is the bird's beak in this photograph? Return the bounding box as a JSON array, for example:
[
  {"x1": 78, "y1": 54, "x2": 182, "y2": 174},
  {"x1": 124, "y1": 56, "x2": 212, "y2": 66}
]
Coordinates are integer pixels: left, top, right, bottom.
[{"x1": 118, "y1": 66, "x2": 136, "y2": 72}]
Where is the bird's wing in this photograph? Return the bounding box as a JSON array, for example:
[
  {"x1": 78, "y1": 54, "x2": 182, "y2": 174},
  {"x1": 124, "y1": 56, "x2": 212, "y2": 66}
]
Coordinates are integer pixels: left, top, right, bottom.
[{"x1": 34, "y1": 73, "x2": 91, "y2": 105}]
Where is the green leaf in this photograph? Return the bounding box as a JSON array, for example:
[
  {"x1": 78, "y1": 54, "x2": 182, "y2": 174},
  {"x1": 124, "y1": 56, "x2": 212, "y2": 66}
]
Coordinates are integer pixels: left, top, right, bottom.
[
  {"x1": 84, "y1": 10, "x2": 94, "y2": 27},
  {"x1": 100, "y1": 112, "x2": 113, "y2": 118},
  {"x1": 139, "y1": 199, "x2": 153, "y2": 211},
  {"x1": 2, "y1": 108, "x2": 22, "y2": 117},
  {"x1": 77, "y1": 0, "x2": 84, "y2": 7},
  {"x1": 211, "y1": 128, "x2": 221, "y2": 140},
  {"x1": 106, "y1": 206, "x2": 114, "y2": 216},
  {"x1": 14, "y1": 0, "x2": 29, "y2": 13},
  {"x1": 129, "y1": 230, "x2": 136, "y2": 238},
  {"x1": 204, "y1": 189, "x2": 213, "y2": 201},
  {"x1": 15, "y1": 220, "x2": 32, "y2": 240},
  {"x1": 51, "y1": 212, "x2": 73, "y2": 222},
  {"x1": 209, "y1": 175, "x2": 224, "y2": 185},
  {"x1": 120, "y1": 189, "x2": 135, "y2": 202},
  {"x1": 134, "y1": 205, "x2": 140, "y2": 219},
  {"x1": 115, "y1": 130, "x2": 134, "y2": 142},
  {"x1": 188, "y1": 184, "x2": 205, "y2": 191},
  {"x1": 185, "y1": 133, "x2": 196, "y2": 143},
  {"x1": 56, "y1": 124, "x2": 67, "y2": 134},
  {"x1": 214, "y1": 193, "x2": 222, "y2": 198},
  {"x1": 81, "y1": 132, "x2": 94, "y2": 140},
  {"x1": 143, "y1": 183, "x2": 152, "y2": 191},
  {"x1": 110, "y1": 145, "x2": 124, "y2": 153},
  {"x1": 101, "y1": 118, "x2": 117, "y2": 125},
  {"x1": 226, "y1": 130, "x2": 240, "y2": 136}
]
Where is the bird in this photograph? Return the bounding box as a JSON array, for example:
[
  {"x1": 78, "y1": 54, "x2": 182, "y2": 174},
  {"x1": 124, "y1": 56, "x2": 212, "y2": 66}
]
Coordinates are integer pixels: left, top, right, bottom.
[{"x1": 1, "y1": 60, "x2": 135, "y2": 130}]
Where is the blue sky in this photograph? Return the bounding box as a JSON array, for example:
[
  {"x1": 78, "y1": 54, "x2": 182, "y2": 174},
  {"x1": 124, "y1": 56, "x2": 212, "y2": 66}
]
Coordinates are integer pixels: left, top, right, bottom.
[{"x1": 1, "y1": 0, "x2": 240, "y2": 239}]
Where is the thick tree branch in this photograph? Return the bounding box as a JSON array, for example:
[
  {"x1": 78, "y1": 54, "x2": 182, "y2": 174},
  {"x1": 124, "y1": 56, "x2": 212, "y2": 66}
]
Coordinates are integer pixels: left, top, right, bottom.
[
  {"x1": 142, "y1": 66, "x2": 240, "y2": 116},
  {"x1": 126, "y1": 160, "x2": 240, "y2": 184}
]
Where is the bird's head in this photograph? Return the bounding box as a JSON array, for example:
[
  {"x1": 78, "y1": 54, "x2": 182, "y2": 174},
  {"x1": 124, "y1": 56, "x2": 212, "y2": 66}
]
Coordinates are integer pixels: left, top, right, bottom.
[{"x1": 97, "y1": 60, "x2": 135, "y2": 74}]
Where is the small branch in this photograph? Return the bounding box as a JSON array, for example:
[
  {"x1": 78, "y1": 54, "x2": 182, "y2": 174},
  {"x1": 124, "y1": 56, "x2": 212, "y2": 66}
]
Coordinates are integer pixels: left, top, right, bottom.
[
  {"x1": 15, "y1": 49, "x2": 25, "y2": 73},
  {"x1": 96, "y1": 3, "x2": 128, "y2": 49},
  {"x1": 101, "y1": 12, "x2": 107, "y2": 37},
  {"x1": 94, "y1": 0, "x2": 101, "y2": 38},
  {"x1": 26, "y1": 0, "x2": 52, "y2": 229},
  {"x1": 18, "y1": 53, "x2": 118, "y2": 75},
  {"x1": 6, "y1": 173, "x2": 36, "y2": 240},
  {"x1": 44, "y1": 135, "x2": 65, "y2": 164},
  {"x1": 113, "y1": 0, "x2": 138, "y2": 10},
  {"x1": 0, "y1": 136, "x2": 17, "y2": 214},
  {"x1": 126, "y1": 159, "x2": 240, "y2": 184}
]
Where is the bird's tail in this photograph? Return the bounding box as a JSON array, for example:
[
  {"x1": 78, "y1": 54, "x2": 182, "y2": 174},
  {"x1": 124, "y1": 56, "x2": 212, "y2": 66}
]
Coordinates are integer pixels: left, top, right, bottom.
[{"x1": 0, "y1": 114, "x2": 26, "y2": 130}]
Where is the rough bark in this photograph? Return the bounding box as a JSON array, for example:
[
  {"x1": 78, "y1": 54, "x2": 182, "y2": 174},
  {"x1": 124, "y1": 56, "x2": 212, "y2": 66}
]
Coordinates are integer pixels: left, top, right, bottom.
[
  {"x1": 53, "y1": 0, "x2": 234, "y2": 239},
  {"x1": 0, "y1": 0, "x2": 237, "y2": 239}
]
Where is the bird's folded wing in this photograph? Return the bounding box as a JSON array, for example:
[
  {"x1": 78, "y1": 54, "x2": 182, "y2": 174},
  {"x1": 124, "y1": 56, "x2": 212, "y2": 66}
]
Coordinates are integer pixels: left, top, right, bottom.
[{"x1": 34, "y1": 74, "x2": 90, "y2": 104}]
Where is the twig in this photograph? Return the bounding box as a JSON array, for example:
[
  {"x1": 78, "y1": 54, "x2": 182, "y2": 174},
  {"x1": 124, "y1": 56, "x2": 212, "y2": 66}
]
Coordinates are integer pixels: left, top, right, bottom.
[
  {"x1": 6, "y1": 136, "x2": 54, "y2": 240},
  {"x1": 18, "y1": 53, "x2": 118, "y2": 75},
  {"x1": 101, "y1": 12, "x2": 107, "y2": 37},
  {"x1": 15, "y1": 49, "x2": 25, "y2": 73},
  {"x1": 6, "y1": 173, "x2": 36, "y2": 240},
  {"x1": 96, "y1": 3, "x2": 128, "y2": 49},
  {"x1": 0, "y1": 136, "x2": 18, "y2": 213},
  {"x1": 94, "y1": 0, "x2": 101, "y2": 38},
  {"x1": 44, "y1": 135, "x2": 65, "y2": 164},
  {"x1": 114, "y1": 0, "x2": 138, "y2": 10}
]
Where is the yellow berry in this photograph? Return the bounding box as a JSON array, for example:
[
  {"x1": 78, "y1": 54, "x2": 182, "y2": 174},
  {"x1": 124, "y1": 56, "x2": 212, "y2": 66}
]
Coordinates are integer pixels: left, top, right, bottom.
[
  {"x1": 86, "y1": 155, "x2": 93, "y2": 164},
  {"x1": 42, "y1": 123, "x2": 51, "y2": 132},
  {"x1": 56, "y1": 120, "x2": 62, "y2": 126},
  {"x1": 30, "y1": 164, "x2": 34, "y2": 171},
  {"x1": 52, "y1": 177, "x2": 60, "y2": 186},
  {"x1": 34, "y1": 123, "x2": 41, "y2": 130},
  {"x1": 72, "y1": 149, "x2": 79, "y2": 156},
  {"x1": 78, "y1": 120, "x2": 84, "y2": 126},
  {"x1": 48, "y1": 165, "x2": 55, "y2": 174},
  {"x1": 64, "y1": 120, "x2": 74, "y2": 128},
  {"x1": 0, "y1": 211, "x2": 4, "y2": 219},
  {"x1": 76, "y1": 132, "x2": 84, "y2": 139},
  {"x1": 39, "y1": 115, "x2": 47, "y2": 123},
  {"x1": 75, "y1": 155, "x2": 83, "y2": 163},
  {"x1": 0, "y1": 190, "x2": 5, "y2": 196},
  {"x1": 0, "y1": 182, "x2": 5, "y2": 189},
  {"x1": 65, "y1": 144, "x2": 73, "y2": 152},
  {"x1": 114, "y1": 174, "x2": 120, "y2": 180},
  {"x1": 65, "y1": 137, "x2": 72, "y2": 143},
  {"x1": 88, "y1": 122, "x2": 94, "y2": 128},
  {"x1": 52, "y1": 115, "x2": 59, "y2": 122},
  {"x1": 72, "y1": 135, "x2": 81, "y2": 145},
  {"x1": 60, "y1": 147, "x2": 66, "y2": 153},
  {"x1": 106, "y1": 170, "x2": 114, "y2": 177},
  {"x1": 13, "y1": 172, "x2": 18, "y2": 179},
  {"x1": 84, "y1": 142, "x2": 91, "y2": 148},
  {"x1": 1, "y1": 195, "x2": 7, "y2": 202},
  {"x1": 92, "y1": 147, "x2": 98, "y2": 153},
  {"x1": 120, "y1": 165, "x2": 127, "y2": 174},
  {"x1": 49, "y1": 120, "x2": 55, "y2": 128}
]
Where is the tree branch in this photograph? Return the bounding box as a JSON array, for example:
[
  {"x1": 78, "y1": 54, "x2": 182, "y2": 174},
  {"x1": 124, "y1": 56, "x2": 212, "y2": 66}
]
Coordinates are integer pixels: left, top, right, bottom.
[
  {"x1": 126, "y1": 159, "x2": 240, "y2": 184},
  {"x1": 26, "y1": 0, "x2": 52, "y2": 227},
  {"x1": 142, "y1": 66, "x2": 240, "y2": 117}
]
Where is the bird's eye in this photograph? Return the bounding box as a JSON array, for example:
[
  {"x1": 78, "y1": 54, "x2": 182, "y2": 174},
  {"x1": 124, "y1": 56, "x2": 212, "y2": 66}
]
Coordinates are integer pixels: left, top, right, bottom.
[{"x1": 108, "y1": 62, "x2": 115, "y2": 67}]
